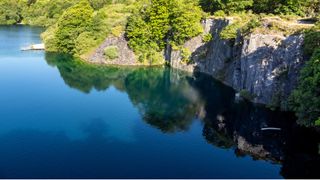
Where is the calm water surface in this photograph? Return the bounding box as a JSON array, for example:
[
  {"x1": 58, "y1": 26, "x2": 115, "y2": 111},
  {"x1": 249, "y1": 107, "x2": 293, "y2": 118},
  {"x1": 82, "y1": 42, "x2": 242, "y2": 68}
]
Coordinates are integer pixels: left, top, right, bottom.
[{"x1": 0, "y1": 25, "x2": 319, "y2": 178}]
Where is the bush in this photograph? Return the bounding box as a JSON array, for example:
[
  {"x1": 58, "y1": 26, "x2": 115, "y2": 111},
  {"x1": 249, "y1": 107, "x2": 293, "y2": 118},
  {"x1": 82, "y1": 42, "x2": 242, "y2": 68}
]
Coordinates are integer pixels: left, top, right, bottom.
[
  {"x1": 316, "y1": 119, "x2": 320, "y2": 126},
  {"x1": 220, "y1": 22, "x2": 241, "y2": 40},
  {"x1": 181, "y1": 47, "x2": 192, "y2": 63},
  {"x1": 241, "y1": 16, "x2": 262, "y2": 34},
  {"x1": 303, "y1": 24, "x2": 320, "y2": 57},
  {"x1": 104, "y1": 46, "x2": 119, "y2": 60},
  {"x1": 202, "y1": 33, "x2": 213, "y2": 43},
  {"x1": 213, "y1": 10, "x2": 226, "y2": 17},
  {"x1": 75, "y1": 32, "x2": 98, "y2": 55}
]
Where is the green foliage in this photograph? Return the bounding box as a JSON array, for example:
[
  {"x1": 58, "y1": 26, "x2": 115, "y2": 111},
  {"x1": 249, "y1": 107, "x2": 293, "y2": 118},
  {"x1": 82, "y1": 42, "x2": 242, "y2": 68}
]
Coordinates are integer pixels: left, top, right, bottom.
[
  {"x1": 202, "y1": 33, "x2": 213, "y2": 42},
  {"x1": 225, "y1": 0, "x2": 253, "y2": 13},
  {"x1": 316, "y1": 118, "x2": 320, "y2": 126},
  {"x1": 170, "y1": 0, "x2": 204, "y2": 45},
  {"x1": 0, "y1": 0, "x2": 24, "y2": 25},
  {"x1": 22, "y1": 0, "x2": 79, "y2": 26},
  {"x1": 200, "y1": 0, "x2": 253, "y2": 14},
  {"x1": 75, "y1": 32, "x2": 98, "y2": 55},
  {"x1": 55, "y1": 0, "x2": 94, "y2": 54},
  {"x1": 126, "y1": 0, "x2": 202, "y2": 64},
  {"x1": 104, "y1": 46, "x2": 119, "y2": 60},
  {"x1": 303, "y1": 24, "x2": 320, "y2": 57},
  {"x1": 290, "y1": 48, "x2": 320, "y2": 127},
  {"x1": 41, "y1": 24, "x2": 59, "y2": 52},
  {"x1": 241, "y1": 16, "x2": 262, "y2": 34},
  {"x1": 220, "y1": 14, "x2": 262, "y2": 40},
  {"x1": 220, "y1": 22, "x2": 241, "y2": 40},
  {"x1": 200, "y1": 0, "x2": 319, "y2": 17},
  {"x1": 88, "y1": 0, "x2": 112, "y2": 10},
  {"x1": 213, "y1": 10, "x2": 226, "y2": 17},
  {"x1": 181, "y1": 47, "x2": 192, "y2": 63}
]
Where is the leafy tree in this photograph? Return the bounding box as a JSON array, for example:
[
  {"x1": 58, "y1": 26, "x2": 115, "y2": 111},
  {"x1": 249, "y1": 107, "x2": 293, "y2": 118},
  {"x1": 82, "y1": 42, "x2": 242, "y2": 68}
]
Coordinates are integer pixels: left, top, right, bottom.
[
  {"x1": 225, "y1": 0, "x2": 253, "y2": 13},
  {"x1": 290, "y1": 48, "x2": 320, "y2": 127},
  {"x1": 290, "y1": 24, "x2": 320, "y2": 127},
  {"x1": 88, "y1": 0, "x2": 112, "y2": 10},
  {"x1": 0, "y1": 0, "x2": 24, "y2": 24},
  {"x1": 199, "y1": 0, "x2": 226, "y2": 14},
  {"x1": 170, "y1": 0, "x2": 203, "y2": 45},
  {"x1": 200, "y1": 0, "x2": 253, "y2": 14},
  {"x1": 126, "y1": 0, "x2": 203, "y2": 63},
  {"x1": 55, "y1": 0, "x2": 94, "y2": 54}
]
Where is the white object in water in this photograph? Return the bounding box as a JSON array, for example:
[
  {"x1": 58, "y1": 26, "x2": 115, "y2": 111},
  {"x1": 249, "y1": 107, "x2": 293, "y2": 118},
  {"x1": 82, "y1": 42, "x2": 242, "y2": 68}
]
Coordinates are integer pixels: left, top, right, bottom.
[
  {"x1": 261, "y1": 127, "x2": 281, "y2": 131},
  {"x1": 21, "y1": 43, "x2": 45, "y2": 51}
]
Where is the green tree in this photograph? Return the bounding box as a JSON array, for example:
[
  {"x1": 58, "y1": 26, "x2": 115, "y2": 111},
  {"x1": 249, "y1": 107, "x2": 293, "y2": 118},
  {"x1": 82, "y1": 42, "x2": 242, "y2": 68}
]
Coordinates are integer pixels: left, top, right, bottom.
[
  {"x1": 55, "y1": 0, "x2": 94, "y2": 54},
  {"x1": 0, "y1": 0, "x2": 24, "y2": 24},
  {"x1": 126, "y1": 0, "x2": 203, "y2": 62},
  {"x1": 170, "y1": 0, "x2": 203, "y2": 45},
  {"x1": 290, "y1": 48, "x2": 320, "y2": 127},
  {"x1": 199, "y1": 0, "x2": 226, "y2": 14},
  {"x1": 88, "y1": 0, "x2": 112, "y2": 10},
  {"x1": 225, "y1": 0, "x2": 253, "y2": 13}
]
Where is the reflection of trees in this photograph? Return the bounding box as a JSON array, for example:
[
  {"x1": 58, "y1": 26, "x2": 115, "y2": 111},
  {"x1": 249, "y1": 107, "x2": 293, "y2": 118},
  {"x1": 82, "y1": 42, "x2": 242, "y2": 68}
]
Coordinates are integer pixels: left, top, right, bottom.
[
  {"x1": 45, "y1": 53, "x2": 205, "y2": 133},
  {"x1": 125, "y1": 68, "x2": 205, "y2": 133},
  {"x1": 45, "y1": 53, "x2": 134, "y2": 93}
]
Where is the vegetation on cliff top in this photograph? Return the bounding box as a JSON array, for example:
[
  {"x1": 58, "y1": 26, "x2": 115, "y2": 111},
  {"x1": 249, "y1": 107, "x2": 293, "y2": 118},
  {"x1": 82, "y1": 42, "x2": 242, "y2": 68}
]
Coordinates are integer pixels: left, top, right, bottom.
[
  {"x1": 42, "y1": 0, "x2": 133, "y2": 56},
  {"x1": 290, "y1": 23, "x2": 320, "y2": 127},
  {"x1": 126, "y1": 0, "x2": 203, "y2": 64}
]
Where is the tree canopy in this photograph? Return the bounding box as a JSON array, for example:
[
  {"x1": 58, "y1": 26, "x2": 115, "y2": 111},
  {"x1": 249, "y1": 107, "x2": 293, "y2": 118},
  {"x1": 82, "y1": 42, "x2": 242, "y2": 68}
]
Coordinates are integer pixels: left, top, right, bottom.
[{"x1": 126, "y1": 0, "x2": 203, "y2": 63}]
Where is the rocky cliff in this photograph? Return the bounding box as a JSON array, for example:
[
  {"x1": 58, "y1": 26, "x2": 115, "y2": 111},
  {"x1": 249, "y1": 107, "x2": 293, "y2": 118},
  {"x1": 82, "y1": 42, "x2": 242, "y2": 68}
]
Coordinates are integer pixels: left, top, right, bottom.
[{"x1": 169, "y1": 18, "x2": 306, "y2": 108}]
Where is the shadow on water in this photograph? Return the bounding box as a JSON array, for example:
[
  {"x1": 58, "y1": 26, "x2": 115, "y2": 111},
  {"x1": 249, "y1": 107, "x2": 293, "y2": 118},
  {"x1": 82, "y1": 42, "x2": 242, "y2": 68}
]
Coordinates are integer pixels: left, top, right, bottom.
[{"x1": 42, "y1": 53, "x2": 320, "y2": 178}]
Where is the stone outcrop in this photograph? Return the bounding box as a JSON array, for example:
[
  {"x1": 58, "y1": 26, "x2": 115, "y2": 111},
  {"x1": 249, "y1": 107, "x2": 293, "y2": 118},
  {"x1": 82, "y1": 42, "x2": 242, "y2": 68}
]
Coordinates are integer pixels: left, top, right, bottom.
[
  {"x1": 169, "y1": 18, "x2": 305, "y2": 108},
  {"x1": 86, "y1": 34, "x2": 139, "y2": 66}
]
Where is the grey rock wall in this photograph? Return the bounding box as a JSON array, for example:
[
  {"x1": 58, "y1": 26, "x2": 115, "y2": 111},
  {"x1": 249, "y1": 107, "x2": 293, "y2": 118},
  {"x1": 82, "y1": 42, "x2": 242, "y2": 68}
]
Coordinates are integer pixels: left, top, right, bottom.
[
  {"x1": 86, "y1": 34, "x2": 138, "y2": 65},
  {"x1": 170, "y1": 18, "x2": 305, "y2": 108}
]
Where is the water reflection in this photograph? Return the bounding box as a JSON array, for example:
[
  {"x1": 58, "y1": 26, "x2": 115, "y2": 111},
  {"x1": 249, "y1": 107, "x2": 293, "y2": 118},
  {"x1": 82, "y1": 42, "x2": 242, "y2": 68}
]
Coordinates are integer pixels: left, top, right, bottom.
[{"x1": 44, "y1": 53, "x2": 320, "y2": 178}]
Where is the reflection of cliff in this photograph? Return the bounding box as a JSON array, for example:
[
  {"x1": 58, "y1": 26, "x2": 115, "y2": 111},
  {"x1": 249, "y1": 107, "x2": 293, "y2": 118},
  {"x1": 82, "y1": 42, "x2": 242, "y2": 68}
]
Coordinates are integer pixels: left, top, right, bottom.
[{"x1": 192, "y1": 73, "x2": 320, "y2": 178}]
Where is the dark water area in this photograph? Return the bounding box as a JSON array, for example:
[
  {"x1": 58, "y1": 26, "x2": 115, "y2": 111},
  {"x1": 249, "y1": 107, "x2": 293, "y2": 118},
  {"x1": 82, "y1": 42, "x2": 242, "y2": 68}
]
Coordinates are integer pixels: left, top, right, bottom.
[{"x1": 0, "y1": 25, "x2": 319, "y2": 178}]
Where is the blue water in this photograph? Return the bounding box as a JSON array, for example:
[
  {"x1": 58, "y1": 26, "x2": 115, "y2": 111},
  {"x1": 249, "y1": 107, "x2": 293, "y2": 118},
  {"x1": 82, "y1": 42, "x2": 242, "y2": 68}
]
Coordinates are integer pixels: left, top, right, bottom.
[{"x1": 0, "y1": 25, "x2": 318, "y2": 178}]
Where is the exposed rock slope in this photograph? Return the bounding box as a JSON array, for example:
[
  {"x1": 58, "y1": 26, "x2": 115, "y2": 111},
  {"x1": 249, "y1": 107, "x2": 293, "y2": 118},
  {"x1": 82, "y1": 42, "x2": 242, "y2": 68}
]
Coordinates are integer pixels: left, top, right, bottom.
[{"x1": 169, "y1": 18, "x2": 306, "y2": 108}]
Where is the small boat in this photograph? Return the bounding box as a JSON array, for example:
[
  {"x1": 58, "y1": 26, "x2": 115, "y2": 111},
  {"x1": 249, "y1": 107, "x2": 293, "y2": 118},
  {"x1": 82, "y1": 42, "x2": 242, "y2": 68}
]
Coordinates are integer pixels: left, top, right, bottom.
[{"x1": 21, "y1": 43, "x2": 45, "y2": 51}]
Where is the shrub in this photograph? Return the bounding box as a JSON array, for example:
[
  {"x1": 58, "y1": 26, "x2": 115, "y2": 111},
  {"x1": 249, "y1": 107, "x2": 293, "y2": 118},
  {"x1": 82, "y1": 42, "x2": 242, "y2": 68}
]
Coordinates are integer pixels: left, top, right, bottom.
[
  {"x1": 213, "y1": 10, "x2": 226, "y2": 17},
  {"x1": 104, "y1": 46, "x2": 119, "y2": 60},
  {"x1": 75, "y1": 32, "x2": 98, "y2": 55},
  {"x1": 241, "y1": 16, "x2": 262, "y2": 34},
  {"x1": 303, "y1": 25, "x2": 320, "y2": 57},
  {"x1": 202, "y1": 33, "x2": 213, "y2": 43},
  {"x1": 316, "y1": 119, "x2": 320, "y2": 126},
  {"x1": 181, "y1": 47, "x2": 192, "y2": 63},
  {"x1": 220, "y1": 22, "x2": 241, "y2": 40}
]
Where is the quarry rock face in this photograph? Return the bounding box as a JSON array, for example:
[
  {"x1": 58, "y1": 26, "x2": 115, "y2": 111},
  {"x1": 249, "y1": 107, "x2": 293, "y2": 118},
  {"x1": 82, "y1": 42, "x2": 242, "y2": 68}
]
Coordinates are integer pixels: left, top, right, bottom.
[{"x1": 169, "y1": 18, "x2": 305, "y2": 108}]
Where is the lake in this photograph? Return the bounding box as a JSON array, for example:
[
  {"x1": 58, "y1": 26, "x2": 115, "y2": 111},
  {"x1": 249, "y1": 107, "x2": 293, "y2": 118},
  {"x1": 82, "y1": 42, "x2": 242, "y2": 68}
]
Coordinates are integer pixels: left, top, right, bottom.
[{"x1": 0, "y1": 25, "x2": 319, "y2": 179}]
